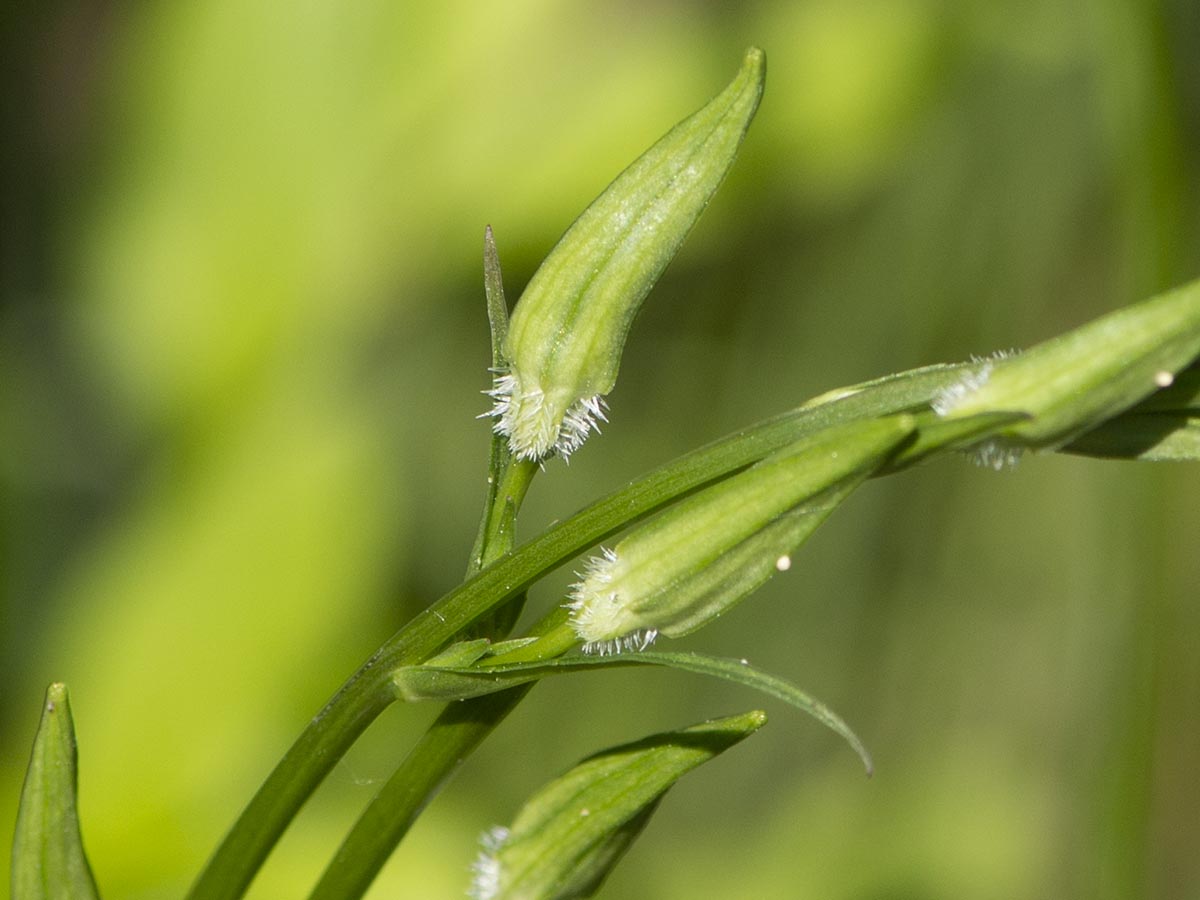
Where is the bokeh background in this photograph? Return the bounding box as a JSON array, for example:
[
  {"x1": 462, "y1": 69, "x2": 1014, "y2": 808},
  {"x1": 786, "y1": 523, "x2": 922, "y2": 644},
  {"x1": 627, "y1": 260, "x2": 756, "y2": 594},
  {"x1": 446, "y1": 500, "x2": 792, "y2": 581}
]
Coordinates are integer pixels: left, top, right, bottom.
[{"x1": 3, "y1": 2, "x2": 1199, "y2": 898}]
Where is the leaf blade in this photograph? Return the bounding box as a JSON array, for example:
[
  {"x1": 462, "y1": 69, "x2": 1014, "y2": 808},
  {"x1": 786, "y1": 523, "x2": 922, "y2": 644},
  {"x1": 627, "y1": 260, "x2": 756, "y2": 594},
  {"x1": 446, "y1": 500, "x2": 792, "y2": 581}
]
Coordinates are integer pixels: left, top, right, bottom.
[{"x1": 394, "y1": 650, "x2": 872, "y2": 774}]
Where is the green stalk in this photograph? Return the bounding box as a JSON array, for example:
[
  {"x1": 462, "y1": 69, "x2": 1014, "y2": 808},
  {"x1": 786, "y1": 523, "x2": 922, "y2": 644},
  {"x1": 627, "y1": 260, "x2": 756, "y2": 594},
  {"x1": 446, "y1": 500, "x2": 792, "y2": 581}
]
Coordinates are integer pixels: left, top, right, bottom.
[
  {"x1": 307, "y1": 687, "x2": 532, "y2": 900},
  {"x1": 187, "y1": 671, "x2": 396, "y2": 900},
  {"x1": 187, "y1": 363, "x2": 974, "y2": 900},
  {"x1": 308, "y1": 230, "x2": 539, "y2": 899},
  {"x1": 311, "y1": 608, "x2": 578, "y2": 900},
  {"x1": 307, "y1": 600, "x2": 581, "y2": 899}
]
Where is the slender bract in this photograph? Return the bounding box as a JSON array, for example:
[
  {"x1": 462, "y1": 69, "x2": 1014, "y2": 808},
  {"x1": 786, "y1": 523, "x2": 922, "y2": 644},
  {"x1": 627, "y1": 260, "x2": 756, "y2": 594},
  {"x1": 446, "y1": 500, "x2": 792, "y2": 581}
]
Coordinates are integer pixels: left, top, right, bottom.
[
  {"x1": 12, "y1": 684, "x2": 100, "y2": 900},
  {"x1": 567, "y1": 415, "x2": 915, "y2": 653},
  {"x1": 470, "y1": 711, "x2": 765, "y2": 900},
  {"x1": 490, "y1": 48, "x2": 766, "y2": 461}
]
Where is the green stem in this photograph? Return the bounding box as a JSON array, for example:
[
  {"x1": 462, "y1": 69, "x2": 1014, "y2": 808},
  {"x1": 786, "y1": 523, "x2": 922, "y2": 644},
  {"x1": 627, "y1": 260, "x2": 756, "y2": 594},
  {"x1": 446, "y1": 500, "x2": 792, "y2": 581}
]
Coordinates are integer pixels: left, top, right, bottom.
[
  {"x1": 309, "y1": 465, "x2": 540, "y2": 897},
  {"x1": 306, "y1": 686, "x2": 532, "y2": 900},
  {"x1": 187, "y1": 668, "x2": 396, "y2": 900},
  {"x1": 483, "y1": 619, "x2": 577, "y2": 666},
  {"x1": 462, "y1": 457, "x2": 538, "y2": 639},
  {"x1": 307, "y1": 225, "x2": 540, "y2": 898},
  {"x1": 305, "y1": 609, "x2": 576, "y2": 899},
  {"x1": 310, "y1": 602, "x2": 587, "y2": 900},
  {"x1": 187, "y1": 363, "x2": 976, "y2": 900},
  {"x1": 492, "y1": 459, "x2": 537, "y2": 548}
]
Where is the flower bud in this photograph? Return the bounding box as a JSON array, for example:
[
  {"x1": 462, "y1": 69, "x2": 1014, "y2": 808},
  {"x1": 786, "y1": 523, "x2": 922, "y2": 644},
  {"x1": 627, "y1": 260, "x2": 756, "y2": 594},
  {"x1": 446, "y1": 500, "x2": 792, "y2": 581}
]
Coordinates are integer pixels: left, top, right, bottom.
[
  {"x1": 934, "y1": 279, "x2": 1200, "y2": 451},
  {"x1": 470, "y1": 711, "x2": 765, "y2": 900},
  {"x1": 566, "y1": 415, "x2": 914, "y2": 654},
  {"x1": 489, "y1": 49, "x2": 766, "y2": 461},
  {"x1": 13, "y1": 683, "x2": 101, "y2": 900}
]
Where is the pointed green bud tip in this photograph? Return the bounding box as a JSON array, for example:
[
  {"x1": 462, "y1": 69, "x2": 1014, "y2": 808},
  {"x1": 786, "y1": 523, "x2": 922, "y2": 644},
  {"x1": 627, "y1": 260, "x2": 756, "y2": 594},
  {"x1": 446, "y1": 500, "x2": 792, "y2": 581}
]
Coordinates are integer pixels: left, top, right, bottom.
[
  {"x1": 469, "y1": 711, "x2": 766, "y2": 900},
  {"x1": 488, "y1": 48, "x2": 766, "y2": 461},
  {"x1": 13, "y1": 683, "x2": 101, "y2": 900},
  {"x1": 932, "y1": 279, "x2": 1200, "y2": 456},
  {"x1": 566, "y1": 415, "x2": 914, "y2": 654}
]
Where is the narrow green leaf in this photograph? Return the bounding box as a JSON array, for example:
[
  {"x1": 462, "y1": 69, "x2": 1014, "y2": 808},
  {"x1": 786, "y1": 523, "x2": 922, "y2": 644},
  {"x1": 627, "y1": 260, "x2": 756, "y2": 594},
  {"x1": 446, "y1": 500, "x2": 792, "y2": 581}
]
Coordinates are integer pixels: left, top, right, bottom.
[
  {"x1": 467, "y1": 227, "x2": 520, "y2": 581},
  {"x1": 466, "y1": 225, "x2": 537, "y2": 637},
  {"x1": 470, "y1": 711, "x2": 765, "y2": 900},
  {"x1": 1060, "y1": 359, "x2": 1200, "y2": 461},
  {"x1": 423, "y1": 639, "x2": 494, "y2": 668},
  {"x1": 1063, "y1": 413, "x2": 1200, "y2": 461},
  {"x1": 12, "y1": 683, "x2": 101, "y2": 900},
  {"x1": 483, "y1": 225, "x2": 510, "y2": 368},
  {"x1": 1125, "y1": 360, "x2": 1200, "y2": 413},
  {"x1": 394, "y1": 650, "x2": 871, "y2": 774},
  {"x1": 797, "y1": 362, "x2": 969, "y2": 408}
]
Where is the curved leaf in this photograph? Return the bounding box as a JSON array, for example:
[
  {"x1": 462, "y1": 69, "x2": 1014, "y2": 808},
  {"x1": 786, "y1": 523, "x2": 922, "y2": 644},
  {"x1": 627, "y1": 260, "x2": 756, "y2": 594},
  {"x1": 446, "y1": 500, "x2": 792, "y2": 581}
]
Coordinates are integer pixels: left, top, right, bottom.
[{"x1": 393, "y1": 650, "x2": 872, "y2": 774}]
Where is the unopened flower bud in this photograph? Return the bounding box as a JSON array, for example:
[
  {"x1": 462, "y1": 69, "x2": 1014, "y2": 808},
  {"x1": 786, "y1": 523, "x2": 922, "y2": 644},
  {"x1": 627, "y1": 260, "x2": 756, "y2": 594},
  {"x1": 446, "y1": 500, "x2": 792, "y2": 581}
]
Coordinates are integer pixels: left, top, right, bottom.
[
  {"x1": 567, "y1": 415, "x2": 915, "y2": 654},
  {"x1": 470, "y1": 711, "x2": 765, "y2": 900},
  {"x1": 489, "y1": 49, "x2": 766, "y2": 461}
]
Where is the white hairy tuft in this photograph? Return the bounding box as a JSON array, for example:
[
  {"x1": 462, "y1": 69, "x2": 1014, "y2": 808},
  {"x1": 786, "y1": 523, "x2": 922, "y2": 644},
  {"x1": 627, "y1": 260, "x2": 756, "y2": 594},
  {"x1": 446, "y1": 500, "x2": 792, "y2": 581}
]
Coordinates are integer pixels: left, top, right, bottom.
[
  {"x1": 969, "y1": 440, "x2": 1024, "y2": 471},
  {"x1": 564, "y1": 548, "x2": 657, "y2": 654},
  {"x1": 931, "y1": 358, "x2": 994, "y2": 416},
  {"x1": 468, "y1": 826, "x2": 510, "y2": 900},
  {"x1": 484, "y1": 369, "x2": 607, "y2": 462},
  {"x1": 932, "y1": 351, "x2": 1022, "y2": 416},
  {"x1": 931, "y1": 352, "x2": 1025, "y2": 470},
  {"x1": 580, "y1": 629, "x2": 659, "y2": 656}
]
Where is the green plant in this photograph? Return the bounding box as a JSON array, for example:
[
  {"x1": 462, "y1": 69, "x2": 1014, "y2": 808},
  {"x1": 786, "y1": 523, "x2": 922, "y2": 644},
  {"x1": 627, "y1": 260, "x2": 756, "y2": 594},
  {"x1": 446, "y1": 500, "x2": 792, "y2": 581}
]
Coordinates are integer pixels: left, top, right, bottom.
[{"x1": 12, "y1": 47, "x2": 1200, "y2": 900}]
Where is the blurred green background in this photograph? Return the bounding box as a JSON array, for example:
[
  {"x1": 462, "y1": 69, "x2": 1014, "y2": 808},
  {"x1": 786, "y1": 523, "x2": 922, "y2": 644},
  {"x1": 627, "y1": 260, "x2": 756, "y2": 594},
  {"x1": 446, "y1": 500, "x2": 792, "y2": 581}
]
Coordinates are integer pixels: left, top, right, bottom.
[{"x1": 3, "y1": 1, "x2": 1199, "y2": 897}]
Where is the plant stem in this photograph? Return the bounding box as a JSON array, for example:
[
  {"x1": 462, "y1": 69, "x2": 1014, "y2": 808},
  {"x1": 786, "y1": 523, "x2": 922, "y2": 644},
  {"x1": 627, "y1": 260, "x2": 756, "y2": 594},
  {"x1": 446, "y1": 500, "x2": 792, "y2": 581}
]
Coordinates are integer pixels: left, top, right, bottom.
[
  {"x1": 309, "y1": 447, "x2": 543, "y2": 896},
  {"x1": 307, "y1": 686, "x2": 532, "y2": 900},
  {"x1": 483, "y1": 618, "x2": 577, "y2": 666},
  {"x1": 462, "y1": 456, "x2": 538, "y2": 639},
  {"x1": 186, "y1": 668, "x2": 396, "y2": 900},
  {"x1": 305, "y1": 605, "x2": 576, "y2": 898}
]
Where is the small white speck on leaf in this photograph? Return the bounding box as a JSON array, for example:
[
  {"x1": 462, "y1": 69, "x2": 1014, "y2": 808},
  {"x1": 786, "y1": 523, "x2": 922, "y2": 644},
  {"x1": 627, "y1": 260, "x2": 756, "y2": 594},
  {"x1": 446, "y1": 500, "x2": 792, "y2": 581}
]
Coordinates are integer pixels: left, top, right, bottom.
[
  {"x1": 1155, "y1": 370, "x2": 1174, "y2": 387},
  {"x1": 775, "y1": 555, "x2": 791, "y2": 571}
]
